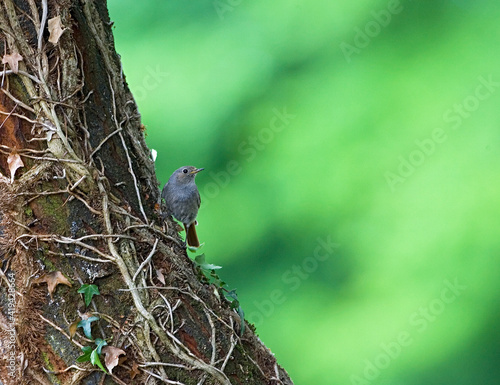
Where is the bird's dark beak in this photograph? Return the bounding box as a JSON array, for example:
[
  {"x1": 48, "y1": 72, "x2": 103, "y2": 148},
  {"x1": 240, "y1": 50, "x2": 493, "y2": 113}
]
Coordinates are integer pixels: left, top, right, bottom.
[{"x1": 191, "y1": 168, "x2": 204, "y2": 174}]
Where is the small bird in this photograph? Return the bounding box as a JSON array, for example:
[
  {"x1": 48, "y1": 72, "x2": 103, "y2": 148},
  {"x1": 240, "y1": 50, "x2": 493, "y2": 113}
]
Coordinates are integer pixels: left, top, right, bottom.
[{"x1": 162, "y1": 166, "x2": 204, "y2": 247}]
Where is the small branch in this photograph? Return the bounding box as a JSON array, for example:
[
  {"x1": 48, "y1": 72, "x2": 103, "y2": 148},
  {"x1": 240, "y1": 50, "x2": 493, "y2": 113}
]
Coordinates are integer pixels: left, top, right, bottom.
[
  {"x1": 104, "y1": 72, "x2": 147, "y2": 222},
  {"x1": 38, "y1": 0, "x2": 48, "y2": 52},
  {"x1": 0, "y1": 88, "x2": 36, "y2": 113},
  {"x1": 42, "y1": 365, "x2": 89, "y2": 375},
  {"x1": 46, "y1": 251, "x2": 113, "y2": 264},
  {"x1": 141, "y1": 368, "x2": 188, "y2": 385},
  {"x1": 39, "y1": 314, "x2": 83, "y2": 349},
  {"x1": 220, "y1": 317, "x2": 237, "y2": 373},
  {"x1": 0, "y1": 69, "x2": 41, "y2": 83},
  {"x1": 89, "y1": 127, "x2": 122, "y2": 159},
  {"x1": 132, "y1": 238, "x2": 158, "y2": 282},
  {"x1": 204, "y1": 308, "x2": 217, "y2": 366},
  {"x1": 141, "y1": 362, "x2": 190, "y2": 370}
]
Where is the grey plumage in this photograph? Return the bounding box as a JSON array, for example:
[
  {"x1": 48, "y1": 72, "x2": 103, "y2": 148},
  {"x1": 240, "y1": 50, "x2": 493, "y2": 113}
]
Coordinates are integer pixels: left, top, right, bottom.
[{"x1": 162, "y1": 166, "x2": 203, "y2": 247}]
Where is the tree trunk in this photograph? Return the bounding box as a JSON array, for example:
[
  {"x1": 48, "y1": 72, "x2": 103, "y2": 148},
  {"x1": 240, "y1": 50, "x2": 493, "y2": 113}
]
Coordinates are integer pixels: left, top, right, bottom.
[{"x1": 0, "y1": 1, "x2": 293, "y2": 384}]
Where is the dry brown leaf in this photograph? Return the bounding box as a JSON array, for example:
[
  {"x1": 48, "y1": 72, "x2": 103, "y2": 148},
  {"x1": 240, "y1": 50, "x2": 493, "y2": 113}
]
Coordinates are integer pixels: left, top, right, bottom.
[
  {"x1": 48, "y1": 16, "x2": 65, "y2": 44},
  {"x1": 156, "y1": 268, "x2": 165, "y2": 285},
  {"x1": 34, "y1": 271, "x2": 72, "y2": 299},
  {"x1": 101, "y1": 346, "x2": 126, "y2": 374},
  {"x1": 130, "y1": 361, "x2": 140, "y2": 379},
  {"x1": 69, "y1": 320, "x2": 79, "y2": 340},
  {"x1": 7, "y1": 149, "x2": 24, "y2": 183},
  {"x1": 2, "y1": 53, "x2": 23, "y2": 73}
]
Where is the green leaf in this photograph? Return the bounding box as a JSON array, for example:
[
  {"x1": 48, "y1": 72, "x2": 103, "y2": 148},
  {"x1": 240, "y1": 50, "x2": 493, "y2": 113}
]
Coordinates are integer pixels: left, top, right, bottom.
[
  {"x1": 224, "y1": 289, "x2": 238, "y2": 302},
  {"x1": 94, "y1": 338, "x2": 107, "y2": 354},
  {"x1": 76, "y1": 346, "x2": 93, "y2": 362},
  {"x1": 195, "y1": 254, "x2": 206, "y2": 265},
  {"x1": 77, "y1": 316, "x2": 99, "y2": 339},
  {"x1": 188, "y1": 242, "x2": 205, "y2": 252},
  {"x1": 78, "y1": 284, "x2": 100, "y2": 307},
  {"x1": 90, "y1": 349, "x2": 108, "y2": 373},
  {"x1": 237, "y1": 306, "x2": 245, "y2": 336},
  {"x1": 201, "y1": 263, "x2": 222, "y2": 270},
  {"x1": 195, "y1": 254, "x2": 222, "y2": 271}
]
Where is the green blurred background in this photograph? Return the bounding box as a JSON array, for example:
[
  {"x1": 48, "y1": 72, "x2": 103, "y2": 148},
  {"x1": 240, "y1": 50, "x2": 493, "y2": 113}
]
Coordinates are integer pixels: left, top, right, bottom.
[{"x1": 107, "y1": 0, "x2": 500, "y2": 383}]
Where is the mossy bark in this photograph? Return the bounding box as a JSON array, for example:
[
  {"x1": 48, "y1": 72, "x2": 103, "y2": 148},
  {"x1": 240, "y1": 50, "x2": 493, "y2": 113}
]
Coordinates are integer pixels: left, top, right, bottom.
[{"x1": 0, "y1": 1, "x2": 293, "y2": 384}]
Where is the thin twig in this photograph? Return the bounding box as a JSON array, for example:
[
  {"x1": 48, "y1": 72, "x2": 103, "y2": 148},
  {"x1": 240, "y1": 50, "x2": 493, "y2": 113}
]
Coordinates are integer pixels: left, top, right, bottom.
[
  {"x1": 132, "y1": 238, "x2": 158, "y2": 282},
  {"x1": 0, "y1": 104, "x2": 17, "y2": 130},
  {"x1": 1, "y1": 88, "x2": 35, "y2": 113},
  {"x1": 42, "y1": 365, "x2": 89, "y2": 374},
  {"x1": 141, "y1": 362, "x2": 190, "y2": 370},
  {"x1": 37, "y1": 0, "x2": 48, "y2": 52},
  {"x1": 204, "y1": 308, "x2": 217, "y2": 366},
  {"x1": 106, "y1": 73, "x2": 147, "y2": 222},
  {"x1": 220, "y1": 317, "x2": 237, "y2": 373},
  {"x1": 0, "y1": 69, "x2": 41, "y2": 83},
  {"x1": 39, "y1": 314, "x2": 83, "y2": 349},
  {"x1": 89, "y1": 127, "x2": 122, "y2": 159},
  {"x1": 46, "y1": 251, "x2": 113, "y2": 264},
  {"x1": 157, "y1": 292, "x2": 175, "y2": 334}
]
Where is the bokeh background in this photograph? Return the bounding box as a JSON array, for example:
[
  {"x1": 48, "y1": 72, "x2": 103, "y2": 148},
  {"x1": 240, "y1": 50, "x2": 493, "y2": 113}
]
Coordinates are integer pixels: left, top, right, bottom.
[{"x1": 107, "y1": 0, "x2": 500, "y2": 384}]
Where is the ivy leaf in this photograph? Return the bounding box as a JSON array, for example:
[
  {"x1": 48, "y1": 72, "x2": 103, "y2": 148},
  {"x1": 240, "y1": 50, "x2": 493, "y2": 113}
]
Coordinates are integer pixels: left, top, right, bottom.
[
  {"x1": 130, "y1": 361, "x2": 140, "y2": 379},
  {"x1": 90, "y1": 349, "x2": 108, "y2": 373},
  {"x1": 69, "y1": 320, "x2": 79, "y2": 340},
  {"x1": 7, "y1": 149, "x2": 24, "y2": 183},
  {"x1": 101, "y1": 345, "x2": 126, "y2": 374},
  {"x1": 76, "y1": 346, "x2": 93, "y2": 363},
  {"x1": 2, "y1": 52, "x2": 23, "y2": 73},
  {"x1": 94, "y1": 338, "x2": 107, "y2": 354},
  {"x1": 202, "y1": 262, "x2": 222, "y2": 270},
  {"x1": 223, "y1": 289, "x2": 245, "y2": 335},
  {"x1": 48, "y1": 16, "x2": 65, "y2": 44},
  {"x1": 237, "y1": 306, "x2": 245, "y2": 336},
  {"x1": 224, "y1": 289, "x2": 238, "y2": 302},
  {"x1": 78, "y1": 284, "x2": 100, "y2": 307},
  {"x1": 77, "y1": 315, "x2": 99, "y2": 339},
  {"x1": 195, "y1": 254, "x2": 221, "y2": 271},
  {"x1": 34, "y1": 271, "x2": 72, "y2": 299},
  {"x1": 195, "y1": 254, "x2": 206, "y2": 265}
]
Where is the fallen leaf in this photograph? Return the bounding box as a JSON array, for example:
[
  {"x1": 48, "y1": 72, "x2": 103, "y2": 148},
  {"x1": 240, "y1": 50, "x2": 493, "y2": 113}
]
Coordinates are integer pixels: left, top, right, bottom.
[
  {"x1": 156, "y1": 268, "x2": 165, "y2": 285},
  {"x1": 130, "y1": 361, "x2": 140, "y2": 379},
  {"x1": 2, "y1": 53, "x2": 23, "y2": 73},
  {"x1": 34, "y1": 271, "x2": 72, "y2": 299},
  {"x1": 7, "y1": 149, "x2": 24, "y2": 183},
  {"x1": 69, "y1": 320, "x2": 79, "y2": 340},
  {"x1": 48, "y1": 16, "x2": 65, "y2": 44},
  {"x1": 101, "y1": 346, "x2": 126, "y2": 374}
]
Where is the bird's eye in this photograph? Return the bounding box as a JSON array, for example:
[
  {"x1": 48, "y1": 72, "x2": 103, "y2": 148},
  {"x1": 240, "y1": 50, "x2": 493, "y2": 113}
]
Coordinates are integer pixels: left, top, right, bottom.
[{"x1": 183, "y1": 168, "x2": 188, "y2": 174}]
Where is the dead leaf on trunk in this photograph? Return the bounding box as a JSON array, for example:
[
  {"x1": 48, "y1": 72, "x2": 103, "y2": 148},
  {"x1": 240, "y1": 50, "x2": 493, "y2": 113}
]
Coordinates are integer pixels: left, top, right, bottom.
[
  {"x1": 156, "y1": 268, "x2": 165, "y2": 285},
  {"x1": 130, "y1": 361, "x2": 140, "y2": 379},
  {"x1": 2, "y1": 52, "x2": 23, "y2": 73},
  {"x1": 7, "y1": 149, "x2": 24, "y2": 183},
  {"x1": 101, "y1": 346, "x2": 126, "y2": 374},
  {"x1": 69, "y1": 320, "x2": 79, "y2": 340},
  {"x1": 34, "y1": 271, "x2": 72, "y2": 299},
  {"x1": 48, "y1": 16, "x2": 65, "y2": 44}
]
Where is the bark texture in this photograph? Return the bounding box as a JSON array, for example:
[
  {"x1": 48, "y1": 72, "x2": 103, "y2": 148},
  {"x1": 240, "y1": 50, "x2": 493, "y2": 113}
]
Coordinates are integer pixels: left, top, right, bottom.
[{"x1": 0, "y1": 1, "x2": 294, "y2": 384}]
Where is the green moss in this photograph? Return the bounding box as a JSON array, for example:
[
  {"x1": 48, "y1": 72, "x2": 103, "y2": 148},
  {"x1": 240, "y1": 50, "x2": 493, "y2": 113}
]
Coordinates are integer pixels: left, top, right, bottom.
[
  {"x1": 37, "y1": 249, "x2": 56, "y2": 271},
  {"x1": 41, "y1": 351, "x2": 52, "y2": 368},
  {"x1": 41, "y1": 351, "x2": 62, "y2": 384},
  {"x1": 25, "y1": 207, "x2": 33, "y2": 217},
  {"x1": 43, "y1": 195, "x2": 69, "y2": 235}
]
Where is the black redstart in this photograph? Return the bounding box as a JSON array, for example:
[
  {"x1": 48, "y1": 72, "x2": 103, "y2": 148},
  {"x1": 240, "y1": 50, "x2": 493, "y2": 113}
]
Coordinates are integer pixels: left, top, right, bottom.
[{"x1": 162, "y1": 166, "x2": 204, "y2": 247}]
